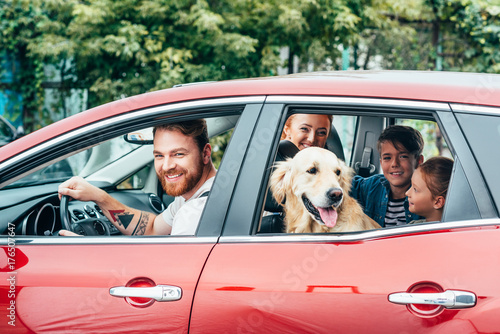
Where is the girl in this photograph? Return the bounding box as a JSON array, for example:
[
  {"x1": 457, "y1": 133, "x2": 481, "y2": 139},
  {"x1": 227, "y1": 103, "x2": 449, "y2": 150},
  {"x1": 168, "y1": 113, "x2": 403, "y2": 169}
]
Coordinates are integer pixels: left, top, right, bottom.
[{"x1": 405, "y1": 156, "x2": 454, "y2": 222}]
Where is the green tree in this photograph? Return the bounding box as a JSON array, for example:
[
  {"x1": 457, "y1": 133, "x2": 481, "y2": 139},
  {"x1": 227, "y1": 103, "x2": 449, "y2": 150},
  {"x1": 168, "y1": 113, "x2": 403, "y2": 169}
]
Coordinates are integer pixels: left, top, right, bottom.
[
  {"x1": 354, "y1": 0, "x2": 500, "y2": 72},
  {"x1": 1, "y1": 0, "x2": 498, "y2": 134},
  {"x1": 1, "y1": 1, "x2": 47, "y2": 130}
]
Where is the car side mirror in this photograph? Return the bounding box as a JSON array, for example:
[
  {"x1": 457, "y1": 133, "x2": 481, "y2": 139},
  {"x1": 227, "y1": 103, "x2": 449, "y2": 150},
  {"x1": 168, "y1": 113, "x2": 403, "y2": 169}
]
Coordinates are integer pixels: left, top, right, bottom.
[{"x1": 124, "y1": 128, "x2": 154, "y2": 144}]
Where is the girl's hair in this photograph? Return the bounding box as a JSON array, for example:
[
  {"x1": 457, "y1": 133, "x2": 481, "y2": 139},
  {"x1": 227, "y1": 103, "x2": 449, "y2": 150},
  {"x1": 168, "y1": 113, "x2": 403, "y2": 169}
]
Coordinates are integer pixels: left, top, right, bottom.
[
  {"x1": 418, "y1": 156, "x2": 454, "y2": 198},
  {"x1": 280, "y1": 114, "x2": 333, "y2": 140}
]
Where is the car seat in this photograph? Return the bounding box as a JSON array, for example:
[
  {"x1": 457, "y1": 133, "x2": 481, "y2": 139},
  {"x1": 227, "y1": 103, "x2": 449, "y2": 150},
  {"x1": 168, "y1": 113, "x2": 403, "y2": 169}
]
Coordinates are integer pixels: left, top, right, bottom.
[{"x1": 259, "y1": 140, "x2": 299, "y2": 233}]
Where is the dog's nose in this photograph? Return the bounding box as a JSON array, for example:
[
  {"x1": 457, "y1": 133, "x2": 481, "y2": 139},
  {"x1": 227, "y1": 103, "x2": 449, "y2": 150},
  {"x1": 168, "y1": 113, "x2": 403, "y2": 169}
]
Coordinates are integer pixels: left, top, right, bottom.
[{"x1": 327, "y1": 188, "x2": 343, "y2": 203}]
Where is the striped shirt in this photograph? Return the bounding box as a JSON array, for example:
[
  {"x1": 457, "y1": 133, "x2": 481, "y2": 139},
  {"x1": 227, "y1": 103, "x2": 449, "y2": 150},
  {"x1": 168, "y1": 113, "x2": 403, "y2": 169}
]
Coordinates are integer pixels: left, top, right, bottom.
[{"x1": 385, "y1": 197, "x2": 406, "y2": 227}]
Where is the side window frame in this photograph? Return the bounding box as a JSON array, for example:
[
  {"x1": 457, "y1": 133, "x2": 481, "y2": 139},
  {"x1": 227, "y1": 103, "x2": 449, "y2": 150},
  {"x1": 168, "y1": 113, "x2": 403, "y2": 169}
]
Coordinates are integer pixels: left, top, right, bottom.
[{"x1": 255, "y1": 104, "x2": 475, "y2": 235}]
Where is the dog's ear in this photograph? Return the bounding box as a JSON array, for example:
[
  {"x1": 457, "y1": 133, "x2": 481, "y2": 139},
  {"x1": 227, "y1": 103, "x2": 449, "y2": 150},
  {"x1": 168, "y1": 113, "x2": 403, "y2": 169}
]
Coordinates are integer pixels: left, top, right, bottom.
[{"x1": 270, "y1": 160, "x2": 292, "y2": 205}]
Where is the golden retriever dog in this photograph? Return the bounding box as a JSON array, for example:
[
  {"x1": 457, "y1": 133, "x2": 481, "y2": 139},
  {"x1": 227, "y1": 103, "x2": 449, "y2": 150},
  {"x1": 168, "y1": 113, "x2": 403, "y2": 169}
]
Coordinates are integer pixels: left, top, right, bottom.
[{"x1": 270, "y1": 147, "x2": 381, "y2": 233}]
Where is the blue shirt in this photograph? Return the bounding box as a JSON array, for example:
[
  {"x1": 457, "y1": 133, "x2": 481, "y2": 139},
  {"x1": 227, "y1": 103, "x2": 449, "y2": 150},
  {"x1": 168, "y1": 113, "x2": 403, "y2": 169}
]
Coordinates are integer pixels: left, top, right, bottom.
[{"x1": 350, "y1": 174, "x2": 422, "y2": 227}]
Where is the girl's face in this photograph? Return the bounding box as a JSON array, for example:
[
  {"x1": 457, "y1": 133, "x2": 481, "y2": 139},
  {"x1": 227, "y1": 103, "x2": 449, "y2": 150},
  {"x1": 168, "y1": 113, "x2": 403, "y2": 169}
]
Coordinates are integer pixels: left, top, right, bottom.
[
  {"x1": 283, "y1": 114, "x2": 331, "y2": 150},
  {"x1": 406, "y1": 168, "x2": 442, "y2": 221}
]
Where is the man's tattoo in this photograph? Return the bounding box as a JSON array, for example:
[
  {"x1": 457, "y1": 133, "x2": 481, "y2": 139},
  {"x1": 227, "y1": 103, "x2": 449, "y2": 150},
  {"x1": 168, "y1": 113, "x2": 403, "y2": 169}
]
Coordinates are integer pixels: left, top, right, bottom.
[
  {"x1": 108, "y1": 209, "x2": 124, "y2": 222},
  {"x1": 109, "y1": 209, "x2": 134, "y2": 229},
  {"x1": 132, "y1": 212, "x2": 150, "y2": 235}
]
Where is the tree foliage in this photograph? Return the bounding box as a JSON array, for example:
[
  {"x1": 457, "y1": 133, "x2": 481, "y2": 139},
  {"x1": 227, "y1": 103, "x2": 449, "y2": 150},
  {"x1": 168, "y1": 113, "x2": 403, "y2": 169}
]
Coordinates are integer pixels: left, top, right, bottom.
[
  {"x1": 1, "y1": 0, "x2": 499, "y2": 132},
  {"x1": 356, "y1": 0, "x2": 500, "y2": 72}
]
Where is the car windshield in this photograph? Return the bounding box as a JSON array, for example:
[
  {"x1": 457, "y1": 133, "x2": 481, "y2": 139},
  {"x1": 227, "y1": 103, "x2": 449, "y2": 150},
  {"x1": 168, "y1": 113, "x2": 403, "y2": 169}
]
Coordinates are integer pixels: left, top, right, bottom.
[{"x1": 7, "y1": 136, "x2": 140, "y2": 188}]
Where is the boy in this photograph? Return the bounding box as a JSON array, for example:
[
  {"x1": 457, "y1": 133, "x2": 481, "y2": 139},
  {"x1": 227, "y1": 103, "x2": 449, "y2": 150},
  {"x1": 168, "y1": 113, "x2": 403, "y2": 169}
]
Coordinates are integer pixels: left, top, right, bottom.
[{"x1": 351, "y1": 125, "x2": 424, "y2": 227}]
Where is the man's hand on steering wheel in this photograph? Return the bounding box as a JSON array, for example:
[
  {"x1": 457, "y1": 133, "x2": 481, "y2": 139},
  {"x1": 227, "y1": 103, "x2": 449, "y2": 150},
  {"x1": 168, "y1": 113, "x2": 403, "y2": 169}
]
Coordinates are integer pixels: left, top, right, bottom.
[
  {"x1": 58, "y1": 177, "x2": 111, "y2": 236},
  {"x1": 58, "y1": 176, "x2": 105, "y2": 202}
]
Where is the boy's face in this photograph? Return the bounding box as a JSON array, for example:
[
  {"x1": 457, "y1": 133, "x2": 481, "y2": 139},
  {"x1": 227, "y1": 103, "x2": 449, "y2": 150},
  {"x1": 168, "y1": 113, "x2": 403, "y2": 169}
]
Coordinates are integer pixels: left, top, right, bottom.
[{"x1": 379, "y1": 140, "x2": 421, "y2": 196}]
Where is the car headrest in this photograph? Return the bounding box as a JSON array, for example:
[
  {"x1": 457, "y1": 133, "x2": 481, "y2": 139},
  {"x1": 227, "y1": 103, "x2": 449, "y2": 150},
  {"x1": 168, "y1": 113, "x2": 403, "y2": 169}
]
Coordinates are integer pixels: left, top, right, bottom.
[
  {"x1": 326, "y1": 124, "x2": 345, "y2": 161},
  {"x1": 264, "y1": 140, "x2": 299, "y2": 213},
  {"x1": 276, "y1": 140, "x2": 300, "y2": 161}
]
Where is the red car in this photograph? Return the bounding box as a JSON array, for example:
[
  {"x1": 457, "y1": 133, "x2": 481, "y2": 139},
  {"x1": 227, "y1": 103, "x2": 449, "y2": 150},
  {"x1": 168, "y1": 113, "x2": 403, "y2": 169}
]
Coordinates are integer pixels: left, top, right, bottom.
[{"x1": 1, "y1": 71, "x2": 499, "y2": 333}]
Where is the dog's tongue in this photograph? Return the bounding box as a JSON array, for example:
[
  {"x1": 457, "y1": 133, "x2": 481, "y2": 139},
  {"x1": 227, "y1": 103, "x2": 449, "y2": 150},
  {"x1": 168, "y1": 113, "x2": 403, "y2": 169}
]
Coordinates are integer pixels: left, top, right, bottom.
[{"x1": 318, "y1": 207, "x2": 338, "y2": 228}]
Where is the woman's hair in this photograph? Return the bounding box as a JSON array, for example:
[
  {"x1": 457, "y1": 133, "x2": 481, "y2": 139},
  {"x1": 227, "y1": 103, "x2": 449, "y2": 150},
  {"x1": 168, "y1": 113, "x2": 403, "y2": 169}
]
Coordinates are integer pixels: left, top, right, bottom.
[
  {"x1": 280, "y1": 114, "x2": 333, "y2": 140},
  {"x1": 418, "y1": 156, "x2": 454, "y2": 199}
]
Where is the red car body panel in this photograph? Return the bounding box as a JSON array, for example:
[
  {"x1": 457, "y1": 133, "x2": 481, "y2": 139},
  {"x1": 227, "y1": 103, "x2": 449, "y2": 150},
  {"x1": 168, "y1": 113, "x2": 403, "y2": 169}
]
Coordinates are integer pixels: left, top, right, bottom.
[
  {"x1": 191, "y1": 226, "x2": 500, "y2": 333},
  {"x1": 1, "y1": 71, "x2": 499, "y2": 163},
  {"x1": 0, "y1": 242, "x2": 215, "y2": 333}
]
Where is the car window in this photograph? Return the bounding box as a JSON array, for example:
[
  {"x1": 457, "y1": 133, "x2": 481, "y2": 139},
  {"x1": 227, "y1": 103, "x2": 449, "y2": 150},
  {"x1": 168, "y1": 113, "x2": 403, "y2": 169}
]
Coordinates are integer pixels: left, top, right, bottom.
[
  {"x1": 7, "y1": 137, "x2": 140, "y2": 188},
  {"x1": 395, "y1": 119, "x2": 452, "y2": 160},
  {"x1": 1, "y1": 106, "x2": 245, "y2": 238},
  {"x1": 117, "y1": 165, "x2": 152, "y2": 190},
  {"x1": 259, "y1": 111, "x2": 455, "y2": 234},
  {"x1": 456, "y1": 112, "x2": 500, "y2": 210},
  {"x1": 79, "y1": 115, "x2": 241, "y2": 236},
  {"x1": 332, "y1": 115, "x2": 357, "y2": 163}
]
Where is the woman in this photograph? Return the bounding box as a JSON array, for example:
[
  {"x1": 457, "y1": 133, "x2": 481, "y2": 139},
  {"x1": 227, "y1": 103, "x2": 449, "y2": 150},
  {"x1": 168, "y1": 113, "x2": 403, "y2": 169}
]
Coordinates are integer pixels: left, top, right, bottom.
[{"x1": 281, "y1": 114, "x2": 333, "y2": 150}]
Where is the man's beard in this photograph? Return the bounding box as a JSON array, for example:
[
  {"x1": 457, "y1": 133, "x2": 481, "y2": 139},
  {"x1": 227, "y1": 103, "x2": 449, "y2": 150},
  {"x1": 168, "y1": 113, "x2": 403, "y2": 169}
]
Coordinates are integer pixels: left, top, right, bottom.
[{"x1": 158, "y1": 160, "x2": 205, "y2": 197}]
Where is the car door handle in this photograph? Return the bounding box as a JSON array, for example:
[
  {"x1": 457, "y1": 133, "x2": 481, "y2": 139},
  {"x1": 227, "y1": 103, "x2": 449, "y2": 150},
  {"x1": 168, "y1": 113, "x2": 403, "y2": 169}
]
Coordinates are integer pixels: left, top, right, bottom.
[
  {"x1": 388, "y1": 290, "x2": 476, "y2": 309},
  {"x1": 109, "y1": 285, "x2": 182, "y2": 302}
]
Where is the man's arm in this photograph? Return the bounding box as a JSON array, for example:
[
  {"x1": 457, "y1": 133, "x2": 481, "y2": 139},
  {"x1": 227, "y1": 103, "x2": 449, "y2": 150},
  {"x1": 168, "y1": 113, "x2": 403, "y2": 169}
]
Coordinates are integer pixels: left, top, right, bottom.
[
  {"x1": 58, "y1": 176, "x2": 159, "y2": 235},
  {"x1": 150, "y1": 214, "x2": 172, "y2": 235},
  {"x1": 96, "y1": 196, "x2": 156, "y2": 235}
]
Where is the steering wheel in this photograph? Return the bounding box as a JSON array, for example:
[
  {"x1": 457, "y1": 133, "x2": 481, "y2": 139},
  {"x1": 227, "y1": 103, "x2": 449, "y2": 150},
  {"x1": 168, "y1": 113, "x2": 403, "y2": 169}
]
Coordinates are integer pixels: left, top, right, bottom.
[{"x1": 60, "y1": 195, "x2": 111, "y2": 236}]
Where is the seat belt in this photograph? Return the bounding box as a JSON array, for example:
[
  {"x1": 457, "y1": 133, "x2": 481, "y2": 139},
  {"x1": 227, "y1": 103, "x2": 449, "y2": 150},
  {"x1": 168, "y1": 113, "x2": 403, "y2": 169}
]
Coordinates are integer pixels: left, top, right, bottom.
[{"x1": 355, "y1": 147, "x2": 376, "y2": 177}]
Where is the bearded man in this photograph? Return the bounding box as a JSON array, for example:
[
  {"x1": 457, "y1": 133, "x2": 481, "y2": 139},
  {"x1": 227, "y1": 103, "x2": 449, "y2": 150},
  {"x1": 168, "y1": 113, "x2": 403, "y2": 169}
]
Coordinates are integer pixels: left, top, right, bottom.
[{"x1": 58, "y1": 119, "x2": 216, "y2": 236}]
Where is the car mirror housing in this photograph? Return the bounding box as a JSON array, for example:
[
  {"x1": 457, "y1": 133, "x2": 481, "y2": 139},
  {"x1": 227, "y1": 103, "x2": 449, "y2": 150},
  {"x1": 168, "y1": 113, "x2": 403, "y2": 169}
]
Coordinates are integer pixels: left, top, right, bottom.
[{"x1": 124, "y1": 128, "x2": 154, "y2": 145}]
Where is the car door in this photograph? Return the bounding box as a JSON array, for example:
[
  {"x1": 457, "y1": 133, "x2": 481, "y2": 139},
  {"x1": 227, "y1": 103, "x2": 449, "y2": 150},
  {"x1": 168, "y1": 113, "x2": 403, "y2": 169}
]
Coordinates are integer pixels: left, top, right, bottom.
[
  {"x1": 0, "y1": 100, "x2": 264, "y2": 333},
  {"x1": 190, "y1": 97, "x2": 500, "y2": 333},
  {"x1": 0, "y1": 240, "x2": 215, "y2": 333}
]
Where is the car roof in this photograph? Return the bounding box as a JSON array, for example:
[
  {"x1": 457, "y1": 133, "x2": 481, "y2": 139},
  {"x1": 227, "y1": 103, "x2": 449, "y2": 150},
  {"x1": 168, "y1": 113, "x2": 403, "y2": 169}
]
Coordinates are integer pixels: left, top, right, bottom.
[{"x1": 1, "y1": 70, "x2": 499, "y2": 164}]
